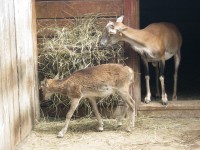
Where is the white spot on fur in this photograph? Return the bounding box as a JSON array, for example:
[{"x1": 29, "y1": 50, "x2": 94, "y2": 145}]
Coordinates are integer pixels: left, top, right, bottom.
[{"x1": 165, "y1": 52, "x2": 174, "y2": 60}]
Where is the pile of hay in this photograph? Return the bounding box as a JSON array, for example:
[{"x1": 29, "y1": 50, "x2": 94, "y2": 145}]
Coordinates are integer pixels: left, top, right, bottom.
[{"x1": 38, "y1": 15, "x2": 126, "y2": 118}]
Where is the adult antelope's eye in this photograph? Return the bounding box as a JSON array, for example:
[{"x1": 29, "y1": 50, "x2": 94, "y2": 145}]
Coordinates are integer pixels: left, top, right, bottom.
[{"x1": 110, "y1": 25, "x2": 114, "y2": 29}]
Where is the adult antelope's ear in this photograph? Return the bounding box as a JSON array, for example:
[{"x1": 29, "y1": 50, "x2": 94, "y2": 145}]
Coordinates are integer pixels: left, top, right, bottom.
[{"x1": 116, "y1": 16, "x2": 124, "y2": 23}]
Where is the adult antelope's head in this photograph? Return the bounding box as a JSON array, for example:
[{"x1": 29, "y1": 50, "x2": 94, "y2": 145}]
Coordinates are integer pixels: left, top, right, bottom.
[{"x1": 100, "y1": 16, "x2": 127, "y2": 47}]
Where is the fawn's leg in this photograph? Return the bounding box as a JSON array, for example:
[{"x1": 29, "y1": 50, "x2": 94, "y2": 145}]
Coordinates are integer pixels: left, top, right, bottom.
[{"x1": 57, "y1": 98, "x2": 80, "y2": 138}]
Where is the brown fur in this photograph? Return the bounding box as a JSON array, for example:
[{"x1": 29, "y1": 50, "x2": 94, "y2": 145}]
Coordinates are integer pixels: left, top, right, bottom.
[
  {"x1": 41, "y1": 64, "x2": 135, "y2": 138},
  {"x1": 100, "y1": 16, "x2": 182, "y2": 105}
]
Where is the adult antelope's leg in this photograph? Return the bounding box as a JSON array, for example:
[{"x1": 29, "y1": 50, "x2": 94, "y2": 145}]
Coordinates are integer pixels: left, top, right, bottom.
[
  {"x1": 172, "y1": 51, "x2": 181, "y2": 100},
  {"x1": 88, "y1": 97, "x2": 104, "y2": 131},
  {"x1": 155, "y1": 62, "x2": 160, "y2": 98},
  {"x1": 142, "y1": 58, "x2": 151, "y2": 103},
  {"x1": 159, "y1": 60, "x2": 168, "y2": 105},
  {"x1": 57, "y1": 98, "x2": 80, "y2": 138}
]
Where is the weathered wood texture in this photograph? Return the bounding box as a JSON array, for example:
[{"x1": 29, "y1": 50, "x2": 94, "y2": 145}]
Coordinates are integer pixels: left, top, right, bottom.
[
  {"x1": 138, "y1": 101, "x2": 200, "y2": 118},
  {"x1": 123, "y1": 0, "x2": 141, "y2": 112},
  {"x1": 36, "y1": 0, "x2": 123, "y2": 18},
  {"x1": 36, "y1": 0, "x2": 123, "y2": 38},
  {"x1": 0, "y1": 0, "x2": 39, "y2": 149},
  {"x1": 32, "y1": 0, "x2": 41, "y2": 123}
]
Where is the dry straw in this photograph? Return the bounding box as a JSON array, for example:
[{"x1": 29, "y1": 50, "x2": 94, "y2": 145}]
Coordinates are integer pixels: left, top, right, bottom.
[{"x1": 38, "y1": 15, "x2": 126, "y2": 118}]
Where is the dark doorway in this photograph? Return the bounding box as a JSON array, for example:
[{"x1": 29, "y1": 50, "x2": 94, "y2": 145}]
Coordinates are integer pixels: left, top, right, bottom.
[{"x1": 140, "y1": 0, "x2": 200, "y2": 101}]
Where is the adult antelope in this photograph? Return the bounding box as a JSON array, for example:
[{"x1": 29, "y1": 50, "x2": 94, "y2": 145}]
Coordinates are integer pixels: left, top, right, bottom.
[
  {"x1": 41, "y1": 64, "x2": 135, "y2": 138},
  {"x1": 100, "y1": 16, "x2": 182, "y2": 105}
]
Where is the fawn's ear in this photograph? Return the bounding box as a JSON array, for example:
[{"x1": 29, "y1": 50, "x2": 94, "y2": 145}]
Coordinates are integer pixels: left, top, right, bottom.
[
  {"x1": 54, "y1": 73, "x2": 59, "y2": 80},
  {"x1": 40, "y1": 78, "x2": 48, "y2": 88},
  {"x1": 116, "y1": 16, "x2": 124, "y2": 23},
  {"x1": 44, "y1": 78, "x2": 49, "y2": 87}
]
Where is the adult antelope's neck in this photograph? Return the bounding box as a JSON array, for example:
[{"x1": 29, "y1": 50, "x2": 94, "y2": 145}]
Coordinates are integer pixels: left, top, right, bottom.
[{"x1": 121, "y1": 27, "x2": 148, "y2": 47}]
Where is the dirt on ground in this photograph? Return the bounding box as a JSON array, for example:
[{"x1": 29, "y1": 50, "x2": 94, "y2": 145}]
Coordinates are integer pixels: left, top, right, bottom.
[{"x1": 16, "y1": 116, "x2": 200, "y2": 150}]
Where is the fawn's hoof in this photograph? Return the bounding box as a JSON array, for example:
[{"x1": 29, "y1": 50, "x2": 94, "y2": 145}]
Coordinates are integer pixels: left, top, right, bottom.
[
  {"x1": 126, "y1": 126, "x2": 132, "y2": 132},
  {"x1": 97, "y1": 125, "x2": 104, "y2": 132},
  {"x1": 117, "y1": 121, "x2": 123, "y2": 127},
  {"x1": 57, "y1": 131, "x2": 64, "y2": 138}
]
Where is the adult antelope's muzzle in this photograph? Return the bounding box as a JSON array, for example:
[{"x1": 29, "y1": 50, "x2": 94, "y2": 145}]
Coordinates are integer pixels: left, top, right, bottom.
[{"x1": 99, "y1": 37, "x2": 108, "y2": 47}]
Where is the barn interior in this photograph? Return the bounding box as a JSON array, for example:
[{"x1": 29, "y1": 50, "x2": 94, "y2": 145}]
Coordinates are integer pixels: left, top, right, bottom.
[{"x1": 140, "y1": 0, "x2": 200, "y2": 101}]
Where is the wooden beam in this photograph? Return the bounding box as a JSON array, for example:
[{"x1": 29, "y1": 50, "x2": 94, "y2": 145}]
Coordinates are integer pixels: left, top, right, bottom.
[
  {"x1": 32, "y1": 0, "x2": 40, "y2": 124},
  {"x1": 36, "y1": 0, "x2": 123, "y2": 19},
  {"x1": 123, "y1": 0, "x2": 141, "y2": 112},
  {"x1": 138, "y1": 100, "x2": 200, "y2": 118},
  {"x1": 139, "y1": 100, "x2": 200, "y2": 110}
]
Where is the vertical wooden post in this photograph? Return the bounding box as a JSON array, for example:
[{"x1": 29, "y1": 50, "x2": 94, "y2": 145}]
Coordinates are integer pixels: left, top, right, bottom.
[
  {"x1": 123, "y1": 0, "x2": 141, "y2": 112},
  {"x1": 14, "y1": 0, "x2": 39, "y2": 144},
  {"x1": 32, "y1": 0, "x2": 40, "y2": 124}
]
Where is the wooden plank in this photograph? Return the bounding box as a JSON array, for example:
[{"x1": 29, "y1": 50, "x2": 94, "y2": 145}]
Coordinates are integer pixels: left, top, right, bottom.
[
  {"x1": 0, "y1": 1, "x2": 12, "y2": 149},
  {"x1": 32, "y1": 0, "x2": 40, "y2": 124},
  {"x1": 0, "y1": 70, "x2": 4, "y2": 150},
  {"x1": 0, "y1": 7, "x2": 7, "y2": 148},
  {"x1": 139, "y1": 100, "x2": 200, "y2": 111},
  {"x1": 0, "y1": 57, "x2": 3, "y2": 149},
  {"x1": 138, "y1": 101, "x2": 200, "y2": 118},
  {"x1": 138, "y1": 109, "x2": 200, "y2": 118},
  {"x1": 0, "y1": 0, "x2": 24, "y2": 148},
  {"x1": 36, "y1": 0, "x2": 123, "y2": 19},
  {"x1": 37, "y1": 18, "x2": 115, "y2": 30},
  {"x1": 123, "y1": 0, "x2": 141, "y2": 113},
  {"x1": 8, "y1": 0, "x2": 21, "y2": 148},
  {"x1": 14, "y1": 0, "x2": 36, "y2": 141}
]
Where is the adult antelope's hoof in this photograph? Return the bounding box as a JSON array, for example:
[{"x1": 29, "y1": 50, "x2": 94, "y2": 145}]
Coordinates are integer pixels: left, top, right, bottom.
[
  {"x1": 162, "y1": 101, "x2": 168, "y2": 107},
  {"x1": 162, "y1": 98, "x2": 168, "y2": 106},
  {"x1": 162, "y1": 93, "x2": 168, "y2": 106},
  {"x1": 172, "y1": 95, "x2": 177, "y2": 101},
  {"x1": 144, "y1": 97, "x2": 151, "y2": 104}
]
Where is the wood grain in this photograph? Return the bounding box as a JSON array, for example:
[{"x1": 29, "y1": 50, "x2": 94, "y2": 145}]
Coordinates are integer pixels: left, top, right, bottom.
[{"x1": 36, "y1": 0, "x2": 123, "y2": 19}]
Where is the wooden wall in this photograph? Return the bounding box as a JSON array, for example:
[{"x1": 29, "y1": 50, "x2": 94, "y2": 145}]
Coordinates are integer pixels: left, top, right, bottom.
[
  {"x1": 0, "y1": 0, "x2": 39, "y2": 149},
  {"x1": 36, "y1": 0, "x2": 141, "y2": 110},
  {"x1": 36, "y1": 0, "x2": 124, "y2": 40}
]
